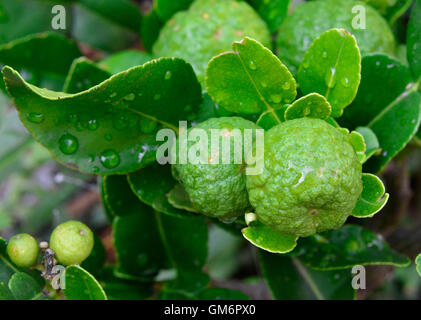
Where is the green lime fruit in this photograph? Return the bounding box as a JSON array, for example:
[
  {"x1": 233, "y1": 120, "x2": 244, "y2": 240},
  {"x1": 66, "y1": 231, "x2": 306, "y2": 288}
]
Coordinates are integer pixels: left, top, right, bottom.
[
  {"x1": 153, "y1": 0, "x2": 271, "y2": 83},
  {"x1": 276, "y1": 0, "x2": 395, "y2": 73},
  {"x1": 7, "y1": 233, "x2": 39, "y2": 268},
  {"x1": 247, "y1": 118, "x2": 362, "y2": 237},
  {"x1": 49, "y1": 220, "x2": 94, "y2": 266},
  {"x1": 172, "y1": 117, "x2": 261, "y2": 220}
]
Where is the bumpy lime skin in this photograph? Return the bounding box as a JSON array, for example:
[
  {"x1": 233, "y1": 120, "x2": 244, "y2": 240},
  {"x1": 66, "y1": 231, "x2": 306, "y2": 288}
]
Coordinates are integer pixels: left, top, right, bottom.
[
  {"x1": 153, "y1": 0, "x2": 271, "y2": 83},
  {"x1": 7, "y1": 233, "x2": 39, "y2": 268},
  {"x1": 276, "y1": 0, "x2": 395, "y2": 73},
  {"x1": 172, "y1": 117, "x2": 260, "y2": 220},
  {"x1": 49, "y1": 221, "x2": 94, "y2": 266},
  {"x1": 247, "y1": 118, "x2": 362, "y2": 237}
]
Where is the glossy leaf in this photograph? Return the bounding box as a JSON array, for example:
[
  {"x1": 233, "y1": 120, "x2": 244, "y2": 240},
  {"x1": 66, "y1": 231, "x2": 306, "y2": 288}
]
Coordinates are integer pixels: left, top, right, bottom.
[
  {"x1": 340, "y1": 54, "x2": 421, "y2": 173},
  {"x1": 155, "y1": 0, "x2": 194, "y2": 21},
  {"x1": 256, "y1": 106, "x2": 287, "y2": 130},
  {"x1": 247, "y1": 0, "x2": 291, "y2": 33},
  {"x1": 141, "y1": 9, "x2": 164, "y2": 52},
  {"x1": 160, "y1": 270, "x2": 210, "y2": 299},
  {"x1": 285, "y1": 93, "x2": 331, "y2": 121},
  {"x1": 352, "y1": 173, "x2": 389, "y2": 218},
  {"x1": 259, "y1": 252, "x2": 355, "y2": 300},
  {"x1": 63, "y1": 265, "x2": 107, "y2": 300},
  {"x1": 348, "y1": 131, "x2": 366, "y2": 163},
  {"x1": 0, "y1": 32, "x2": 81, "y2": 92},
  {"x1": 407, "y1": 0, "x2": 421, "y2": 80},
  {"x1": 293, "y1": 225, "x2": 410, "y2": 270},
  {"x1": 99, "y1": 50, "x2": 153, "y2": 75},
  {"x1": 206, "y1": 37, "x2": 296, "y2": 117},
  {"x1": 2, "y1": 58, "x2": 201, "y2": 174},
  {"x1": 384, "y1": 0, "x2": 413, "y2": 24},
  {"x1": 81, "y1": 234, "x2": 106, "y2": 277},
  {"x1": 355, "y1": 126, "x2": 381, "y2": 160},
  {"x1": 198, "y1": 287, "x2": 249, "y2": 300},
  {"x1": 0, "y1": 282, "x2": 14, "y2": 300},
  {"x1": 297, "y1": 29, "x2": 361, "y2": 118},
  {"x1": 128, "y1": 164, "x2": 194, "y2": 218},
  {"x1": 242, "y1": 225, "x2": 298, "y2": 253},
  {"x1": 168, "y1": 184, "x2": 199, "y2": 214},
  {"x1": 8, "y1": 272, "x2": 42, "y2": 300},
  {"x1": 63, "y1": 57, "x2": 110, "y2": 94}
]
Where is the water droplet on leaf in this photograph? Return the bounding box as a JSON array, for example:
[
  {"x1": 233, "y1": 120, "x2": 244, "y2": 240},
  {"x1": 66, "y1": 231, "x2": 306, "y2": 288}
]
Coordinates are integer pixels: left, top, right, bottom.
[
  {"x1": 27, "y1": 112, "x2": 44, "y2": 123},
  {"x1": 165, "y1": 71, "x2": 172, "y2": 80},
  {"x1": 59, "y1": 134, "x2": 78, "y2": 155},
  {"x1": 100, "y1": 150, "x2": 120, "y2": 169}
]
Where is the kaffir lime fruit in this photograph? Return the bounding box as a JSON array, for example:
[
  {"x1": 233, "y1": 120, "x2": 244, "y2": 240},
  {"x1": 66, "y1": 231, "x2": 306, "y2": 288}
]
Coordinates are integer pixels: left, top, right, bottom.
[
  {"x1": 49, "y1": 220, "x2": 94, "y2": 266},
  {"x1": 276, "y1": 0, "x2": 395, "y2": 73},
  {"x1": 246, "y1": 118, "x2": 362, "y2": 237},
  {"x1": 172, "y1": 117, "x2": 260, "y2": 220},
  {"x1": 153, "y1": 0, "x2": 271, "y2": 83},
  {"x1": 6, "y1": 233, "x2": 39, "y2": 267}
]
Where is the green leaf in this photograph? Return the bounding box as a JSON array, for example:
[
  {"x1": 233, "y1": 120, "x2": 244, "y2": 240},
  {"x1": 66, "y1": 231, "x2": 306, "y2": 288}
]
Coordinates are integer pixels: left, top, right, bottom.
[
  {"x1": 242, "y1": 225, "x2": 298, "y2": 253},
  {"x1": 98, "y1": 50, "x2": 153, "y2": 75},
  {"x1": 63, "y1": 57, "x2": 110, "y2": 94},
  {"x1": 0, "y1": 32, "x2": 82, "y2": 92},
  {"x1": 2, "y1": 57, "x2": 202, "y2": 174},
  {"x1": 8, "y1": 272, "x2": 42, "y2": 300},
  {"x1": 81, "y1": 234, "x2": 106, "y2": 277},
  {"x1": 63, "y1": 265, "x2": 107, "y2": 300},
  {"x1": 128, "y1": 164, "x2": 194, "y2": 218},
  {"x1": 284, "y1": 93, "x2": 331, "y2": 121},
  {"x1": 155, "y1": 0, "x2": 194, "y2": 21},
  {"x1": 256, "y1": 106, "x2": 287, "y2": 130},
  {"x1": 141, "y1": 9, "x2": 164, "y2": 52},
  {"x1": 355, "y1": 126, "x2": 381, "y2": 160},
  {"x1": 160, "y1": 270, "x2": 210, "y2": 299},
  {"x1": 297, "y1": 29, "x2": 361, "y2": 118},
  {"x1": 197, "y1": 287, "x2": 249, "y2": 300},
  {"x1": 206, "y1": 37, "x2": 296, "y2": 117},
  {"x1": 0, "y1": 282, "x2": 14, "y2": 300},
  {"x1": 247, "y1": 0, "x2": 291, "y2": 33},
  {"x1": 168, "y1": 184, "x2": 199, "y2": 214},
  {"x1": 352, "y1": 173, "x2": 389, "y2": 218},
  {"x1": 78, "y1": 0, "x2": 142, "y2": 33},
  {"x1": 348, "y1": 130, "x2": 366, "y2": 163},
  {"x1": 416, "y1": 254, "x2": 421, "y2": 277},
  {"x1": 407, "y1": 0, "x2": 421, "y2": 80},
  {"x1": 341, "y1": 54, "x2": 421, "y2": 172},
  {"x1": 0, "y1": 238, "x2": 17, "y2": 284},
  {"x1": 385, "y1": 0, "x2": 414, "y2": 25},
  {"x1": 259, "y1": 252, "x2": 355, "y2": 300},
  {"x1": 293, "y1": 225, "x2": 410, "y2": 270},
  {"x1": 102, "y1": 174, "x2": 151, "y2": 218}
]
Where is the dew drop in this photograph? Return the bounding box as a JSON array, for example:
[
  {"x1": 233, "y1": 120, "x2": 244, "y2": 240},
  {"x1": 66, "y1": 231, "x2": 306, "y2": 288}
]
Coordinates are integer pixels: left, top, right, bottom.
[
  {"x1": 322, "y1": 51, "x2": 328, "y2": 58},
  {"x1": 303, "y1": 107, "x2": 310, "y2": 116},
  {"x1": 100, "y1": 150, "x2": 120, "y2": 169},
  {"x1": 59, "y1": 134, "x2": 78, "y2": 155},
  {"x1": 249, "y1": 60, "x2": 257, "y2": 70},
  {"x1": 270, "y1": 94, "x2": 282, "y2": 104},
  {"x1": 341, "y1": 77, "x2": 350, "y2": 88},
  {"x1": 114, "y1": 116, "x2": 129, "y2": 130},
  {"x1": 68, "y1": 114, "x2": 78, "y2": 123},
  {"x1": 104, "y1": 133, "x2": 113, "y2": 141},
  {"x1": 165, "y1": 71, "x2": 172, "y2": 80},
  {"x1": 123, "y1": 93, "x2": 135, "y2": 101},
  {"x1": 110, "y1": 92, "x2": 117, "y2": 98},
  {"x1": 27, "y1": 112, "x2": 44, "y2": 124},
  {"x1": 325, "y1": 67, "x2": 337, "y2": 88},
  {"x1": 301, "y1": 60, "x2": 310, "y2": 69},
  {"x1": 261, "y1": 81, "x2": 268, "y2": 88},
  {"x1": 88, "y1": 119, "x2": 98, "y2": 131},
  {"x1": 282, "y1": 82, "x2": 291, "y2": 90}
]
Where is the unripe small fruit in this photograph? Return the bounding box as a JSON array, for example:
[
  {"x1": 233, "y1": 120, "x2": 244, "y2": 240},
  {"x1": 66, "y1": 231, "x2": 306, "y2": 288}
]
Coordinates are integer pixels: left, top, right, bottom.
[
  {"x1": 7, "y1": 233, "x2": 39, "y2": 267},
  {"x1": 49, "y1": 220, "x2": 94, "y2": 266}
]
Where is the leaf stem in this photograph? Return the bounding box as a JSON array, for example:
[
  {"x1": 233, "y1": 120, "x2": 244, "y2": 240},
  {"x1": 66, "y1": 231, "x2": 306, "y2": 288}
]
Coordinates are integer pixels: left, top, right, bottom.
[{"x1": 292, "y1": 257, "x2": 325, "y2": 300}]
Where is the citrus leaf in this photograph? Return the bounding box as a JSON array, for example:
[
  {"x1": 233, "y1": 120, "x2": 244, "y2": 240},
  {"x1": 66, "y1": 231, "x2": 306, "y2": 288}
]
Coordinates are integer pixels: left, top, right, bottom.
[
  {"x1": 341, "y1": 54, "x2": 421, "y2": 172},
  {"x1": 155, "y1": 0, "x2": 194, "y2": 21},
  {"x1": 348, "y1": 131, "x2": 366, "y2": 163},
  {"x1": 355, "y1": 126, "x2": 381, "y2": 160},
  {"x1": 128, "y1": 164, "x2": 194, "y2": 218},
  {"x1": 242, "y1": 225, "x2": 298, "y2": 254},
  {"x1": 2, "y1": 58, "x2": 201, "y2": 175},
  {"x1": 141, "y1": 9, "x2": 164, "y2": 52},
  {"x1": 0, "y1": 282, "x2": 14, "y2": 300},
  {"x1": 206, "y1": 37, "x2": 296, "y2": 118},
  {"x1": 63, "y1": 57, "x2": 110, "y2": 94},
  {"x1": 416, "y1": 254, "x2": 421, "y2": 277},
  {"x1": 78, "y1": 0, "x2": 142, "y2": 33},
  {"x1": 256, "y1": 106, "x2": 287, "y2": 130},
  {"x1": 297, "y1": 29, "x2": 361, "y2": 118},
  {"x1": 284, "y1": 93, "x2": 331, "y2": 121},
  {"x1": 384, "y1": 0, "x2": 413, "y2": 24},
  {"x1": 7, "y1": 272, "x2": 42, "y2": 300},
  {"x1": 63, "y1": 265, "x2": 107, "y2": 300},
  {"x1": 259, "y1": 252, "x2": 355, "y2": 300},
  {"x1": 352, "y1": 173, "x2": 389, "y2": 218},
  {"x1": 81, "y1": 234, "x2": 106, "y2": 278},
  {"x1": 293, "y1": 225, "x2": 409, "y2": 270},
  {"x1": 98, "y1": 50, "x2": 153, "y2": 75},
  {"x1": 407, "y1": 0, "x2": 421, "y2": 80},
  {"x1": 0, "y1": 32, "x2": 82, "y2": 93},
  {"x1": 198, "y1": 287, "x2": 249, "y2": 300},
  {"x1": 168, "y1": 184, "x2": 199, "y2": 214},
  {"x1": 160, "y1": 270, "x2": 210, "y2": 299},
  {"x1": 247, "y1": 0, "x2": 291, "y2": 33}
]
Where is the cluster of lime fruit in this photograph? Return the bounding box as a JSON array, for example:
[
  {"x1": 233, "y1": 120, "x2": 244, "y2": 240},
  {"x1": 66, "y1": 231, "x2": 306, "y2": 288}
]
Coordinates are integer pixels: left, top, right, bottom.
[
  {"x1": 172, "y1": 117, "x2": 362, "y2": 237},
  {"x1": 6, "y1": 221, "x2": 94, "y2": 268}
]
